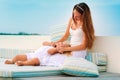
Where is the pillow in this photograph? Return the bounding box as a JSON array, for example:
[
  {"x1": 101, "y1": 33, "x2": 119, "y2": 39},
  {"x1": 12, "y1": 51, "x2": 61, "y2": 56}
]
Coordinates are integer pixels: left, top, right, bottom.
[
  {"x1": 62, "y1": 57, "x2": 99, "y2": 77},
  {"x1": 98, "y1": 66, "x2": 107, "y2": 72},
  {"x1": 85, "y1": 51, "x2": 93, "y2": 62},
  {"x1": 86, "y1": 51, "x2": 107, "y2": 66},
  {"x1": 0, "y1": 48, "x2": 34, "y2": 59},
  {"x1": 93, "y1": 52, "x2": 107, "y2": 66},
  {"x1": 50, "y1": 24, "x2": 70, "y2": 43}
]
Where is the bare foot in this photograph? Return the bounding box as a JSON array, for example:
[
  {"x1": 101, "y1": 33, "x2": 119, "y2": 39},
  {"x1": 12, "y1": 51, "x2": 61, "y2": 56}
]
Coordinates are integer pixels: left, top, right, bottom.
[
  {"x1": 5, "y1": 60, "x2": 14, "y2": 64},
  {"x1": 16, "y1": 61, "x2": 24, "y2": 66}
]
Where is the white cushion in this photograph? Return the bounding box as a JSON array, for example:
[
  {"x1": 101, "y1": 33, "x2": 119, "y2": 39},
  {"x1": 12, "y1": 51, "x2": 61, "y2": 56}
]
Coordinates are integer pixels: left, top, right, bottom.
[
  {"x1": 62, "y1": 57, "x2": 99, "y2": 77},
  {"x1": 50, "y1": 24, "x2": 70, "y2": 43}
]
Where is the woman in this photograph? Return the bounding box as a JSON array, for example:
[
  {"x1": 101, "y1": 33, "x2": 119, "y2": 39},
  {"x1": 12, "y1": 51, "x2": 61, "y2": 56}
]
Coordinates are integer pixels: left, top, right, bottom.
[
  {"x1": 5, "y1": 2, "x2": 95, "y2": 66},
  {"x1": 56, "y1": 2, "x2": 95, "y2": 58}
]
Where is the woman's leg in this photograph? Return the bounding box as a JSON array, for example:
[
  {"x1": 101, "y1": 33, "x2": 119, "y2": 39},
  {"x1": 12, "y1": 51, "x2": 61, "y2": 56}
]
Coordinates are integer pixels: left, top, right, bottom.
[
  {"x1": 4, "y1": 54, "x2": 27, "y2": 64},
  {"x1": 16, "y1": 58, "x2": 40, "y2": 66}
]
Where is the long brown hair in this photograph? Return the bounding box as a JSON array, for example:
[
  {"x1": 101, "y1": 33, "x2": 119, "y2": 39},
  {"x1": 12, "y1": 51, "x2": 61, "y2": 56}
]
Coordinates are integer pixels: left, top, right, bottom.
[{"x1": 72, "y1": 2, "x2": 95, "y2": 49}]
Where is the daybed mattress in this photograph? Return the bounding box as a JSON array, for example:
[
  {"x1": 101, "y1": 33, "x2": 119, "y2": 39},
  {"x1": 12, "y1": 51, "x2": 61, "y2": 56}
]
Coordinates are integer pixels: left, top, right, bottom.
[{"x1": 0, "y1": 59, "x2": 62, "y2": 78}]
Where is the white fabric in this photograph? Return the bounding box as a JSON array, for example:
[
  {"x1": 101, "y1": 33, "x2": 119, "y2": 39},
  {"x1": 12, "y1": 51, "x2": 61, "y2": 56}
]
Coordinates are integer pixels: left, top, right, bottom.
[
  {"x1": 47, "y1": 53, "x2": 67, "y2": 66},
  {"x1": 70, "y1": 27, "x2": 86, "y2": 58},
  {"x1": 70, "y1": 27, "x2": 84, "y2": 46},
  {"x1": 26, "y1": 46, "x2": 51, "y2": 65},
  {"x1": 26, "y1": 46, "x2": 67, "y2": 66},
  {"x1": 0, "y1": 61, "x2": 62, "y2": 77},
  {"x1": 72, "y1": 50, "x2": 86, "y2": 58},
  {"x1": 62, "y1": 57, "x2": 99, "y2": 76}
]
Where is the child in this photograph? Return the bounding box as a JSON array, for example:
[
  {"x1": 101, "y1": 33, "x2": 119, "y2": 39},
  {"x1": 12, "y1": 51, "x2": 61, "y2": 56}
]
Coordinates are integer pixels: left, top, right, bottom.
[{"x1": 4, "y1": 41, "x2": 71, "y2": 66}]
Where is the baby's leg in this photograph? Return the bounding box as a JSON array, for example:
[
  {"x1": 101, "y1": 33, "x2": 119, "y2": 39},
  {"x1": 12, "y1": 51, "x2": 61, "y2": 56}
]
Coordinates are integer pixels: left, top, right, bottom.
[
  {"x1": 16, "y1": 58, "x2": 40, "y2": 66},
  {"x1": 47, "y1": 48, "x2": 58, "y2": 55},
  {"x1": 4, "y1": 54, "x2": 27, "y2": 64}
]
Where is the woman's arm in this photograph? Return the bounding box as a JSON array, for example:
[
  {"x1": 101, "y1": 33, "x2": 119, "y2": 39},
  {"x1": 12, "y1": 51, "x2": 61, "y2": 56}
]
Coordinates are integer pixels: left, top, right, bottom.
[
  {"x1": 42, "y1": 18, "x2": 72, "y2": 47},
  {"x1": 57, "y1": 33, "x2": 87, "y2": 53},
  {"x1": 56, "y1": 18, "x2": 72, "y2": 43}
]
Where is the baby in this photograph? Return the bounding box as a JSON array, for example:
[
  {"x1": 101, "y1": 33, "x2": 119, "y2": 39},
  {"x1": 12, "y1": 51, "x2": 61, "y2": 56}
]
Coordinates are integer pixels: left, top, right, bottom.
[{"x1": 4, "y1": 41, "x2": 71, "y2": 66}]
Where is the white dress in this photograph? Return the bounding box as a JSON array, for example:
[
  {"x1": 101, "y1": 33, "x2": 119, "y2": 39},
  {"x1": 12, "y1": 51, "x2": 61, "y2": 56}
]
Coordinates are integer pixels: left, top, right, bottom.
[
  {"x1": 26, "y1": 26, "x2": 86, "y2": 66},
  {"x1": 26, "y1": 46, "x2": 67, "y2": 66},
  {"x1": 70, "y1": 27, "x2": 87, "y2": 58}
]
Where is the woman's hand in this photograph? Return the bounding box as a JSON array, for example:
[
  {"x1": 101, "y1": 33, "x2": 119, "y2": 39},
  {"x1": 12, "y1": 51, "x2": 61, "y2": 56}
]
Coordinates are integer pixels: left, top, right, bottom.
[
  {"x1": 56, "y1": 46, "x2": 64, "y2": 54},
  {"x1": 56, "y1": 42, "x2": 68, "y2": 47},
  {"x1": 62, "y1": 43, "x2": 70, "y2": 47},
  {"x1": 56, "y1": 42, "x2": 66, "y2": 53}
]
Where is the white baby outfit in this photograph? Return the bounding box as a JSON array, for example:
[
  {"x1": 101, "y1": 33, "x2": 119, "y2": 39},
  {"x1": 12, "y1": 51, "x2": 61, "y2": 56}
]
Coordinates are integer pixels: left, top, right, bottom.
[
  {"x1": 26, "y1": 46, "x2": 67, "y2": 66},
  {"x1": 26, "y1": 25, "x2": 86, "y2": 66}
]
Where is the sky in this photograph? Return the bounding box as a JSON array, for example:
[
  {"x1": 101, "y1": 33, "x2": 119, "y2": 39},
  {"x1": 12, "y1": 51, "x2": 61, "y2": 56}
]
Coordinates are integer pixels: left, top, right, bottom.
[{"x1": 0, "y1": 0, "x2": 120, "y2": 36}]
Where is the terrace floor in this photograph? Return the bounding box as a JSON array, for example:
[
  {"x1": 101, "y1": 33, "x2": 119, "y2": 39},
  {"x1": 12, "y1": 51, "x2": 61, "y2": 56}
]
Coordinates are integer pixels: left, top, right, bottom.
[{"x1": 0, "y1": 72, "x2": 120, "y2": 80}]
